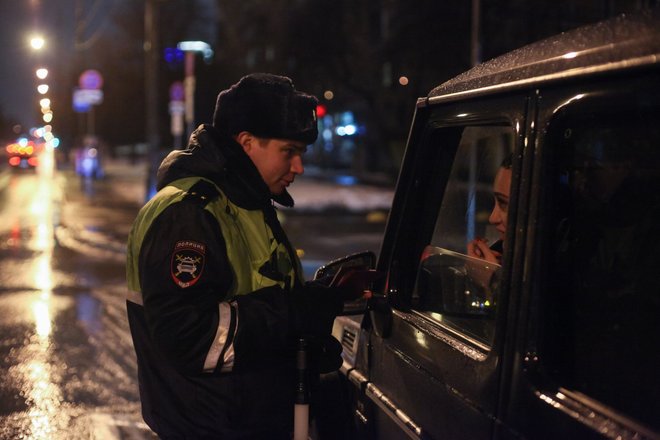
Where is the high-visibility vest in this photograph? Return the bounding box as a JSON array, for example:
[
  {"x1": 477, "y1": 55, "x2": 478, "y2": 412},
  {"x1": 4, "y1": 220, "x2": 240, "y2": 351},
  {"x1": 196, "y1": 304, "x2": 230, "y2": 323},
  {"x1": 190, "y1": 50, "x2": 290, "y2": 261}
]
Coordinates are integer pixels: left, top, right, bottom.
[{"x1": 126, "y1": 177, "x2": 302, "y2": 300}]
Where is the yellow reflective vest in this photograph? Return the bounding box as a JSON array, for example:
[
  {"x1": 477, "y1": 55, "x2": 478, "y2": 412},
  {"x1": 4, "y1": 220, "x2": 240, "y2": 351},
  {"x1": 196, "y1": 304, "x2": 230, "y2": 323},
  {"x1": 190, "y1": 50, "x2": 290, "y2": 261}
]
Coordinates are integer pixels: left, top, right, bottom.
[{"x1": 127, "y1": 176, "x2": 303, "y2": 300}]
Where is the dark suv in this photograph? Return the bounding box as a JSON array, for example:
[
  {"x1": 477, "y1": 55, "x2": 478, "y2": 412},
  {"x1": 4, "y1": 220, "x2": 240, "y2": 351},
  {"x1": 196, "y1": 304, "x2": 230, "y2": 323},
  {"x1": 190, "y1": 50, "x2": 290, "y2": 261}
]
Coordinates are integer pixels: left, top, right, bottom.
[{"x1": 321, "y1": 9, "x2": 660, "y2": 440}]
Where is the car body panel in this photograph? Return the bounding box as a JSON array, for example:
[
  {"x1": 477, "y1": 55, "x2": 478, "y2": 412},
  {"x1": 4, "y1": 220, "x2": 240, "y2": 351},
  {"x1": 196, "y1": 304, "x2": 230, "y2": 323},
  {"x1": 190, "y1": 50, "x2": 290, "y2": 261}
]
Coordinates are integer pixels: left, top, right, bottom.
[{"x1": 328, "y1": 9, "x2": 660, "y2": 440}]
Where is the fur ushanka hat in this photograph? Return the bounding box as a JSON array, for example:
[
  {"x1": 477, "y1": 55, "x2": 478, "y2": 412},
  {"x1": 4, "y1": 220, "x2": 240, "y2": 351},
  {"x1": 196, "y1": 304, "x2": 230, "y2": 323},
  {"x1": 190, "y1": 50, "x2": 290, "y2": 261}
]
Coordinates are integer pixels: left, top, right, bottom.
[{"x1": 212, "y1": 73, "x2": 319, "y2": 144}]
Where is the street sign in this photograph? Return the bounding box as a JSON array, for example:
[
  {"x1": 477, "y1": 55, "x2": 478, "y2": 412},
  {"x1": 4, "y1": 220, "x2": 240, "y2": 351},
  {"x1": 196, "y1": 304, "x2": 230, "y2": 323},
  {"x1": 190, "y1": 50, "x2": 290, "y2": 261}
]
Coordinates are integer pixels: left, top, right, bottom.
[
  {"x1": 73, "y1": 88, "x2": 104, "y2": 112},
  {"x1": 169, "y1": 100, "x2": 184, "y2": 115},
  {"x1": 79, "y1": 69, "x2": 104, "y2": 90}
]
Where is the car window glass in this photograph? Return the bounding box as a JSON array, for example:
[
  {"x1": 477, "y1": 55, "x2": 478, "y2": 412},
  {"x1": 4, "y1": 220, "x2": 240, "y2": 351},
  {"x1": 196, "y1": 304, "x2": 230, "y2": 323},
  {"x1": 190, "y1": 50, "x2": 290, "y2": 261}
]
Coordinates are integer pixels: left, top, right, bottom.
[
  {"x1": 541, "y1": 104, "x2": 660, "y2": 431},
  {"x1": 412, "y1": 124, "x2": 514, "y2": 345}
]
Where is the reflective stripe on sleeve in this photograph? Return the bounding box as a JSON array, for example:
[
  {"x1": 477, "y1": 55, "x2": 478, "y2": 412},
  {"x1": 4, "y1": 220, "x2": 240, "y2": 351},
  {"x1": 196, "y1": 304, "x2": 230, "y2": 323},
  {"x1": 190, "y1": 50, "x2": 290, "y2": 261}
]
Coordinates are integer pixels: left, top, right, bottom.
[
  {"x1": 203, "y1": 301, "x2": 237, "y2": 373},
  {"x1": 220, "y1": 305, "x2": 237, "y2": 373}
]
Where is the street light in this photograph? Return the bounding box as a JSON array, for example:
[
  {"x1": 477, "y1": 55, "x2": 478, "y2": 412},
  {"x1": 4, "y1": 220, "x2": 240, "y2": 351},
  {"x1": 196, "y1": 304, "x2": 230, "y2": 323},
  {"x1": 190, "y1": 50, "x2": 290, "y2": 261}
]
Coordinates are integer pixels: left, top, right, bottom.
[
  {"x1": 176, "y1": 40, "x2": 213, "y2": 138},
  {"x1": 30, "y1": 36, "x2": 45, "y2": 50}
]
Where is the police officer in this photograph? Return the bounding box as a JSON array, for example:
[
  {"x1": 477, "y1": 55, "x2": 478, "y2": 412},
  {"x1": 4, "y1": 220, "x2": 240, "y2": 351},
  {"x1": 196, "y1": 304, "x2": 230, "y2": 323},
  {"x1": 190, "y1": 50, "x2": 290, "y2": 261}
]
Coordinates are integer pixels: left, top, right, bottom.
[{"x1": 126, "y1": 73, "x2": 363, "y2": 438}]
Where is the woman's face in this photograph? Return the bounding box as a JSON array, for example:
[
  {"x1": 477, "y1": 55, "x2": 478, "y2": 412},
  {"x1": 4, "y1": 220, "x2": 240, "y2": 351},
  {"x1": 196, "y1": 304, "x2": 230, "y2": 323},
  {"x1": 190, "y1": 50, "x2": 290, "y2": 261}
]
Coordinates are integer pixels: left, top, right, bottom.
[{"x1": 488, "y1": 167, "x2": 512, "y2": 241}]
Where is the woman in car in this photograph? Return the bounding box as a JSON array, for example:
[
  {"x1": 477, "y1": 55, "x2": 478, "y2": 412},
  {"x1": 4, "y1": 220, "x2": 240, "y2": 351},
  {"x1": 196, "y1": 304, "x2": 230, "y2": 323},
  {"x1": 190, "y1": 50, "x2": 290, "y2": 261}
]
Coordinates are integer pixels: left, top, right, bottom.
[{"x1": 467, "y1": 153, "x2": 513, "y2": 264}]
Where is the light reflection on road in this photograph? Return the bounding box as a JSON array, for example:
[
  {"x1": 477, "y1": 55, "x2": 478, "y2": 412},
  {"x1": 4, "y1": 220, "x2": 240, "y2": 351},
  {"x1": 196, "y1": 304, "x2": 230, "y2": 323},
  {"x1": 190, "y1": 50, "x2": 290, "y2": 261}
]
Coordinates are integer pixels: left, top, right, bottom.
[
  {"x1": 34, "y1": 254, "x2": 53, "y2": 292},
  {"x1": 16, "y1": 163, "x2": 65, "y2": 439},
  {"x1": 26, "y1": 304, "x2": 62, "y2": 439},
  {"x1": 33, "y1": 297, "x2": 52, "y2": 338},
  {"x1": 0, "y1": 157, "x2": 177, "y2": 438}
]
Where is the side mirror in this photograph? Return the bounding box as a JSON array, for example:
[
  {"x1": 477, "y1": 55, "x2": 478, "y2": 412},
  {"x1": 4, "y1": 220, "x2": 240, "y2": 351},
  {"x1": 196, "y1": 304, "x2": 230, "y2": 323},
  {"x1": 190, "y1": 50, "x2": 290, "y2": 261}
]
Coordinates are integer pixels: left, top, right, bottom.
[
  {"x1": 313, "y1": 251, "x2": 377, "y2": 281},
  {"x1": 413, "y1": 246, "x2": 499, "y2": 318},
  {"x1": 314, "y1": 251, "x2": 379, "y2": 316}
]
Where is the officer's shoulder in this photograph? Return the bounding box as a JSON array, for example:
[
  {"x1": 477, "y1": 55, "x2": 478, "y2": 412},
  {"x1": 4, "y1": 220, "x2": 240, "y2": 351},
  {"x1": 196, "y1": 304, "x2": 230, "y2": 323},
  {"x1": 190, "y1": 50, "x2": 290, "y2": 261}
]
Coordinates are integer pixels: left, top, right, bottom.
[{"x1": 181, "y1": 179, "x2": 221, "y2": 207}]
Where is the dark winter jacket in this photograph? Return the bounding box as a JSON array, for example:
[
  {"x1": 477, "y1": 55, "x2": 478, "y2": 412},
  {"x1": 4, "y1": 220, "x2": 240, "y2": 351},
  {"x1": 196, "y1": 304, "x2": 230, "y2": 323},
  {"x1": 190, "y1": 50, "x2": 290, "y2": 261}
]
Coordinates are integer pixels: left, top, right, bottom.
[{"x1": 126, "y1": 124, "x2": 331, "y2": 439}]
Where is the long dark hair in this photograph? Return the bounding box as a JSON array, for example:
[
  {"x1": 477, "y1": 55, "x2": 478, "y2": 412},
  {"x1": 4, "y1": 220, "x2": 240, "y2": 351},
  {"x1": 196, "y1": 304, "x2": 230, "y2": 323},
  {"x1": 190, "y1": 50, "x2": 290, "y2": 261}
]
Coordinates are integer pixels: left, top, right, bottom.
[{"x1": 501, "y1": 152, "x2": 513, "y2": 170}]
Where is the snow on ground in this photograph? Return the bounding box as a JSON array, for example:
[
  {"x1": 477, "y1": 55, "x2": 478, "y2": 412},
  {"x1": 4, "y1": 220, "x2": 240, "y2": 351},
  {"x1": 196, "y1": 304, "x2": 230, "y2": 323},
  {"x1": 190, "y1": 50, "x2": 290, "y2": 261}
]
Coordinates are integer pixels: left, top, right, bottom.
[
  {"x1": 105, "y1": 158, "x2": 396, "y2": 214},
  {"x1": 286, "y1": 177, "x2": 395, "y2": 212}
]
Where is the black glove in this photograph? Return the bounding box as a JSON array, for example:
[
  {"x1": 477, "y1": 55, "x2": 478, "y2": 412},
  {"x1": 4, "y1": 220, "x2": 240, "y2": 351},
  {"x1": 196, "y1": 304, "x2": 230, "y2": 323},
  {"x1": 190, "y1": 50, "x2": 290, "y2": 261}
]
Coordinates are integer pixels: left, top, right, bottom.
[
  {"x1": 289, "y1": 285, "x2": 344, "y2": 337},
  {"x1": 330, "y1": 268, "x2": 384, "y2": 300},
  {"x1": 307, "y1": 334, "x2": 343, "y2": 374}
]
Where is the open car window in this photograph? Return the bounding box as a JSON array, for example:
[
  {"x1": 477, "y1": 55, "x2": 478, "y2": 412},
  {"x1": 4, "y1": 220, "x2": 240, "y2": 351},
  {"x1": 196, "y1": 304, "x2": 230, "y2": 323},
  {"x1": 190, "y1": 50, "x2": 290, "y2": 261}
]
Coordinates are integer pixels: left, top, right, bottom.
[{"x1": 412, "y1": 124, "x2": 514, "y2": 346}]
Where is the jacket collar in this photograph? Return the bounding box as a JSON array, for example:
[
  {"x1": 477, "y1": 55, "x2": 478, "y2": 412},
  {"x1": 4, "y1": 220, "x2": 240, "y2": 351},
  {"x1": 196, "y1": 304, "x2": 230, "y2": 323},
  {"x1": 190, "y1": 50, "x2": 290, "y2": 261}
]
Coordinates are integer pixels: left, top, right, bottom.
[{"x1": 156, "y1": 124, "x2": 294, "y2": 209}]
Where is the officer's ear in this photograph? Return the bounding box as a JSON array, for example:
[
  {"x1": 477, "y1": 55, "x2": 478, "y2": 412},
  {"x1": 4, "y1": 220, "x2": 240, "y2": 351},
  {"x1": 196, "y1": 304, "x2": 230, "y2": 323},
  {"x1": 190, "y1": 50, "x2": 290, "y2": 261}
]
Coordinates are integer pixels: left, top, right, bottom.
[{"x1": 235, "y1": 131, "x2": 256, "y2": 154}]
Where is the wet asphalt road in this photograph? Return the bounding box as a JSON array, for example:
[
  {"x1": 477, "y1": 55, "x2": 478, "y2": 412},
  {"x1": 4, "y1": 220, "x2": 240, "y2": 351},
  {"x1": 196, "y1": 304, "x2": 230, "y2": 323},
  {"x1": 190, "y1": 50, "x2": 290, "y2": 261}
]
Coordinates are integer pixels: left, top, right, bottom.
[
  {"x1": 0, "y1": 161, "x2": 388, "y2": 439},
  {"x1": 0, "y1": 166, "x2": 154, "y2": 439}
]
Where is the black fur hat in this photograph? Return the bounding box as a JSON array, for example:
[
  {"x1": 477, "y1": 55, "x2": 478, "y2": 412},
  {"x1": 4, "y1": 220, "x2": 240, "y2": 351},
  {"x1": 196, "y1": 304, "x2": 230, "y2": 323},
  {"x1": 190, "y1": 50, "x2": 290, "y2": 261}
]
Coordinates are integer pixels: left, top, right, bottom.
[{"x1": 212, "y1": 73, "x2": 319, "y2": 144}]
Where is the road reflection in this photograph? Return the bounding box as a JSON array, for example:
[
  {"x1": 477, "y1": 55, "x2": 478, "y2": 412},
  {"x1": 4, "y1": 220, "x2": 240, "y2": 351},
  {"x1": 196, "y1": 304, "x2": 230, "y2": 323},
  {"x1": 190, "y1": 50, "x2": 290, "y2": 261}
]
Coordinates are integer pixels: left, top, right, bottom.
[
  {"x1": 33, "y1": 297, "x2": 52, "y2": 338},
  {"x1": 20, "y1": 167, "x2": 64, "y2": 439},
  {"x1": 27, "y1": 296, "x2": 62, "y2": 439},
  {"x1": 34, "y1": 254, "x2": 53, "y2": 292},
  {"x1": 77, "y1": 293, "x2": 103, "y2": 335},
  {"x1": 0, "y1": 158, "x2": 151, "y2": 438}
]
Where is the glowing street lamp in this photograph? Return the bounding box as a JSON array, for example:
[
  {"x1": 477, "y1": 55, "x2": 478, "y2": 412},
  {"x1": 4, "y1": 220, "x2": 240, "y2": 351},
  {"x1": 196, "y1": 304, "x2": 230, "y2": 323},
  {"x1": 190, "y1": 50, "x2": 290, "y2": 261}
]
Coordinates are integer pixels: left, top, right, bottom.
[
  {"x1": 30, "y1": 36, "x2": 45, "y2": 50},
  {"x1": 36, "y1": 68, "x2": 48, "y2": 79}
]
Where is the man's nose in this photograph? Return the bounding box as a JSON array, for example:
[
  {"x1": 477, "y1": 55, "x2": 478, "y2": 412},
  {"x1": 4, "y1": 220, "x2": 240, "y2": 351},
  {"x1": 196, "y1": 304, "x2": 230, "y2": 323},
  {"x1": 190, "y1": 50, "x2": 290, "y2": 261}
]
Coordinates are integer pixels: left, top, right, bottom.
[{"x1": 291, "y1": 155, "x2": 304, "y2": 175}]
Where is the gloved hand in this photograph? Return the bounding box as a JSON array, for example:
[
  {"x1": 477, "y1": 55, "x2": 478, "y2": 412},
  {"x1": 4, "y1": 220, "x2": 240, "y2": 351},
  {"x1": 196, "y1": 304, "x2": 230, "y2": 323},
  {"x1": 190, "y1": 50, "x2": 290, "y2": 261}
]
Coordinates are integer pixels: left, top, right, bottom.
[
  {"x1": 331, "y1": 268, "x2": 384, "y2": 300},
  {"x1": 307, "y1": 334, "x2": 343, "y2": 374},
  {"x1": 289, "y1": 285, "x2": 343, "y2": 337}
]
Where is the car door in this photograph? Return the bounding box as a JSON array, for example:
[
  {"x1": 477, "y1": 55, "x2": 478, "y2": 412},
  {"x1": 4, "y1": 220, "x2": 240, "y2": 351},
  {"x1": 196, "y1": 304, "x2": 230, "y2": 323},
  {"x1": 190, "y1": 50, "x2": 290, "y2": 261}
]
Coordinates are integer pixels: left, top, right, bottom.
[
  {"x1": 500, "y1": 71, "x2": 660, "y2": 439},
  {"x1": 365, "y1": 93, "x2": 530, "y2": 439}
]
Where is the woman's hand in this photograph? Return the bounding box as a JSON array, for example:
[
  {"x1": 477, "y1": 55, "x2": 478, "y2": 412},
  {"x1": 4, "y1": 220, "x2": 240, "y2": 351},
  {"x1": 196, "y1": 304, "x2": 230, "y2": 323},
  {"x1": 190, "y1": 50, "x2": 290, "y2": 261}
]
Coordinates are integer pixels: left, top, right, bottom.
[{"x1": 467, "y1": 237, "x2": 502, "y2": 264}]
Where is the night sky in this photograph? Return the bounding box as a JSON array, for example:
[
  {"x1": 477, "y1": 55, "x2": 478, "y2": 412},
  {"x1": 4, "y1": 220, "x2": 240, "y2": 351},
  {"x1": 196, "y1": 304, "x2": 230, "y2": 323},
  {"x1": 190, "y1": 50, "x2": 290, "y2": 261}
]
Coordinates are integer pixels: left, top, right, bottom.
[
  {"x1": 0, "y1": 1, "x2": 38, "y2": 128},
  {"x1": 0, "y1": 0, "x2": 76, "y2": 132}
]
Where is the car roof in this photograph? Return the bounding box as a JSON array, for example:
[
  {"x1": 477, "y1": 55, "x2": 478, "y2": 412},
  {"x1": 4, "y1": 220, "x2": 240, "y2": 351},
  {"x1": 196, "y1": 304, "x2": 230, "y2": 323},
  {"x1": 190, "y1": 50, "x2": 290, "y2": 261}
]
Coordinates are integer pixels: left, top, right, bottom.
[{"x1": 428, "y1": 8, "x2": 660, "y2": 103}]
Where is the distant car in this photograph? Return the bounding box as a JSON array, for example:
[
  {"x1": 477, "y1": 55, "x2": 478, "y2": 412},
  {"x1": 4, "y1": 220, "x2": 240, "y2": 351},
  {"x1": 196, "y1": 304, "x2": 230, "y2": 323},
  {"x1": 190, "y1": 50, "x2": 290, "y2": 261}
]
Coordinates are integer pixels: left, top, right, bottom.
[{"x1": 5, "y1": 141, "x2": 39, "y2": 169}]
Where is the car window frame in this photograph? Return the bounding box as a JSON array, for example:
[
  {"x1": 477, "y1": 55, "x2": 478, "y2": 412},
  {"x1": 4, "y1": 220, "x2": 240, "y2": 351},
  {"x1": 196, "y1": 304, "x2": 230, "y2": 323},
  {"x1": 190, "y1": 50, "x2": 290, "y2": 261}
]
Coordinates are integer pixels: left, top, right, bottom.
[{"x1": 383, "y1": 94, "x2": 528, "y2": 350}]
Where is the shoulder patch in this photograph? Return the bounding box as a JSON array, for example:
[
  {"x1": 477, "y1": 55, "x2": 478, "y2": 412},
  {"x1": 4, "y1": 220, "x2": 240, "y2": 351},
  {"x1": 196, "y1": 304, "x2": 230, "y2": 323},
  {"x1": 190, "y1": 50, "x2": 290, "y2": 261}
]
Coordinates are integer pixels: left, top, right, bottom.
[{"x1": 171, "y1": 240, "x2": 206, "y2": 288}]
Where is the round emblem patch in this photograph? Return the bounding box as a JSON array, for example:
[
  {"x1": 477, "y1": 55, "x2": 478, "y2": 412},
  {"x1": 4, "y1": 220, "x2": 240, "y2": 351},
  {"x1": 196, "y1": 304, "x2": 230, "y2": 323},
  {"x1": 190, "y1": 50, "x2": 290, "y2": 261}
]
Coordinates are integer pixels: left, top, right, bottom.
[{"x1": 171, "y1": 240, "x2": 206, "y2": 288}]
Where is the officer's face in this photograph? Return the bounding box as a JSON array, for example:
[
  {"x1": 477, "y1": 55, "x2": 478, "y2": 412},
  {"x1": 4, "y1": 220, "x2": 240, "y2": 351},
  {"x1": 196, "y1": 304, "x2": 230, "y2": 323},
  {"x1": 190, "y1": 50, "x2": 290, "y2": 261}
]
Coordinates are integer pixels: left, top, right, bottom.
[{"x1": 241, "y1": 134, "x2": 306, "y2": 195}]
